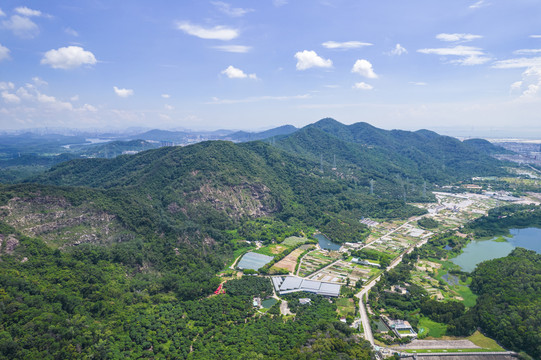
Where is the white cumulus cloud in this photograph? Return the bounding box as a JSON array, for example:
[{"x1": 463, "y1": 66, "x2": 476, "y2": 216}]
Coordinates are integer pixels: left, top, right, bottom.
[
  {"x1": 161, "y1": 94, "x2": 170, "y2": 99},
  {"x1": 353, "y1": 82, "x2": 373, "y2": 90},
  {"x1": 81, "y1": 104, "x2": 97, "y2": 112},
  {"x1": 0, "y1": 43, "x2": 10, "y2": 61},
  {"x1": 389, "y1": 43, "x2": 407, "y2": 56},
  {"x1": 14, "y1": 6, "x2": 43, "y2": 17},
  {"x1": 0, "y1": 8, "x2": 5, "y2": 17},
  {"x1": 41, "y1": 46, "x2": 97, "y2": 69},
  {"x1": 114, "y1": 86, "x2": 134, "y2": 98},
  {"x1": 294, "y1": 50, "x2": 332, "y2": 70},
  {"x1": 2, "y1": 15, "x2": 39, "y2": 38},
  {"x1": 177, "y1": 22, "x2": 238, "y2": 40},
  {"x1": 32, "y1": 77, "x2": 47, "y2": 86},
  {"x1": 0, "y1": 81, "x2": 98, "y2": 116},
  {"x1": 322, "y1": 41, "x2": 372, "y2": 50},
  {"x1": 531, "y1": 35, "x2": 541, "y2": 39},
  {"x1": 436, "y1": 33, "x2": 483, "y2": 42},
  {"x1": 493, "y1": 57, "x2": 541, "y2": 99},
  {"x1": 0, "y1": 82, "x2": 15, "y2": 90},
  {"x1": 417, "y1": 45, "x2": 490, "y2": 65},
  {"x1": 2, "y1": 91, "x2": 20, "y2": 103},
  {"x1": 213, "y1": 45, "x2": 251, "y2": 53},
  {"x1": 164, "y1": 104, "x2": 174, "y2": 110},
  {"x1": 211, "y1": 2, "x2": 253, "y2": 17},
  {"x1": 351, "y1": 59, "x2": 378, "y2": 78},
  {"x1": 221, "y1": 65, "x2": 257, "y2": 79}
]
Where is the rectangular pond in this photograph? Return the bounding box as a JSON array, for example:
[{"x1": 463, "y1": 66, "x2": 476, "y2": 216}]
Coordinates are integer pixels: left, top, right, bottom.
[{"x1": 261, "y1": 298, "x2": 278, "y2": 309}]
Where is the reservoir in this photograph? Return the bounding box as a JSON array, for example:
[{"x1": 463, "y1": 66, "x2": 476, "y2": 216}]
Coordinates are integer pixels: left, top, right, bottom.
[
  {"x1": 314, "y1": 233, "x2": 341, "y2": 251},
  {"x1": 451, "y1": 227, "x2": 541, "y2": 272}
]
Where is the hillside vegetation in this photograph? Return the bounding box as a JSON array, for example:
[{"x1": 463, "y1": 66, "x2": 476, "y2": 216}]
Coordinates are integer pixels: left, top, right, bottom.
[{"x1": 0, "y1": 119, "x2": 510, "y2": 359}]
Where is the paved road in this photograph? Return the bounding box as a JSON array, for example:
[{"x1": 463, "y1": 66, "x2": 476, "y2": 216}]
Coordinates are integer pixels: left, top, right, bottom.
[
  {"x1": 296, "y1": 248, "x2": 318, "y2": 276},
  {"x1": 306, "y1": 259, "x2": 342, "y2": 279},
  {"x1": 355, "y1": 284, "x2": 376, "y2": 345},
  {"x1": 354, "y1": 215, "x2": 425, "y2": 346}
]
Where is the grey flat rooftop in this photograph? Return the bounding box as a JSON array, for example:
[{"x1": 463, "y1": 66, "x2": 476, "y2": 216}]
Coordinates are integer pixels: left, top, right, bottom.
[
  {"x1": 301, "y1": 280, "x2": 321, "y2": 290},
  {"x1": 272, "y1": 276, "x2": 341, "y2": 297},
  {"x1": 272, "y1": 277, "x2": 283, "y2": 289},
  {"x1": 319, "y1": 282, "x2": 341, "y2": 296},
  {"x1": 280, "y1": 276, "x2": 303, "y2": 290}
]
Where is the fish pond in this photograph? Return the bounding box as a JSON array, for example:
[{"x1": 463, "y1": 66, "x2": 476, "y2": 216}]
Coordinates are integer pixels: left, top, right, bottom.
[
  {"x1": 314, "y1": 233, "x2": 341, "y2": 251},
  {"x1": 261, "y1": 298, "x2": 278, "y2": 309}
]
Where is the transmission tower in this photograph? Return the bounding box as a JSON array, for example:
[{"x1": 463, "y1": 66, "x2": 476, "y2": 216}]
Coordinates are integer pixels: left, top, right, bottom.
[
  {"x1": 332, "y1": 155, "x2": 337, "y2": 170},
  {"x1": 370, "y1": 179, "x2": 375, "y2": 195}
]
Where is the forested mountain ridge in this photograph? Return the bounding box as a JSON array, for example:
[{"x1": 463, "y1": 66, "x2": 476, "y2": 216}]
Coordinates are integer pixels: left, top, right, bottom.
[
  {"x1": 20, "y1": 118, "x2": 509, "y2": 250},
  {"x1": 277, "y1": 119, "x2": 507, "y2": 191},
  {"x1": 26, "y1": 140, "x2": 424, "y2": 244}
]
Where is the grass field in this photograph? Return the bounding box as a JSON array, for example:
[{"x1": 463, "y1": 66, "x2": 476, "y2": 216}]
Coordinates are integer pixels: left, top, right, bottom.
[
  {"x1": 282, "y1": 236, "x2": 309, "y2": 246},
  {"x1": 336, "y1": 298, "x2": 356, "y2": 317},
  {"x1": 467, "y1": 331, "x2": 504, "y2": 351},
  {"x1": 405, "y1": 349, "x2": 500, "y2": 354},
  {"x1": 254, "y1": 244, "x2": 290, "y2": 256},
  {"x1": 418, "y1": 317, "x2": 447, "y2": 338},
  {"x1": 454, "y1": 283, "x2": 478, "y2": 308}
]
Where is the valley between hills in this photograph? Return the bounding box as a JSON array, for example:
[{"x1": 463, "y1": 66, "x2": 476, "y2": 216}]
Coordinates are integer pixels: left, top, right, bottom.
[{"x1": 1, "y1": 119, "x2": 540, "y2": 359}]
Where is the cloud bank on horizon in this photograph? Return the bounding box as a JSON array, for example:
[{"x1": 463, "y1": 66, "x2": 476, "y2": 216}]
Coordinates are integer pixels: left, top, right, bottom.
[{"x1": 0, "y1": 0, "x2": 540, "y2": 137}]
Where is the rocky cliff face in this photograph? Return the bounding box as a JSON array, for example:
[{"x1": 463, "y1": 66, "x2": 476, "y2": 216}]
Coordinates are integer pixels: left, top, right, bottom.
[
  {"x1": 0, "y1": 195, "x2": 127, "y2": 248},
  {"x1": 191, "y1": 182, "x2": 279, "y2": 219},
  {"x1": 0, "y1": 233, "x2": 19, "y2": 255}
]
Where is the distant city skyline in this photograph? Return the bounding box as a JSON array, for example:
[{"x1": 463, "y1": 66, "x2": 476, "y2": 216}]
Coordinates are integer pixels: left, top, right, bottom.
[{"x1": 1, "y1": 1, "x2": 541, "y2": 137}]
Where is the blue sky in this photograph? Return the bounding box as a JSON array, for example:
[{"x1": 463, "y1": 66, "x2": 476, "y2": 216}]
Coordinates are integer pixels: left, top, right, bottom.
[{"x1": 1, "y1": 0, "x2": 541, "y2": 137}]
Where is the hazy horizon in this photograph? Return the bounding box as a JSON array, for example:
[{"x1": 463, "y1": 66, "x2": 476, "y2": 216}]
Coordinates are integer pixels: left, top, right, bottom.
[
  {"x1": 1, "y1": 1, "x2": 541, "y2": 137},
  {"x1": 1, "y1": 119, "x2": 540, "y2": 141}
]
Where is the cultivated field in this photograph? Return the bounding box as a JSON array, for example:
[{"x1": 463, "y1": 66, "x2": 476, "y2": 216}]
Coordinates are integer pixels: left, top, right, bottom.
[{"x1": 272, "y1": 246, "x2": 313, "y2": 273}]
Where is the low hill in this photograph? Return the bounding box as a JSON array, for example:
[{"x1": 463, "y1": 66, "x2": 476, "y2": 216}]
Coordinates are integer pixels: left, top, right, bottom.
[
  {"x1": 225, "y1": 125, "x2": 298, "y2": 142},
  {"x1": 463, "y1": 138, "x2": 509, "y2": 155}
]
